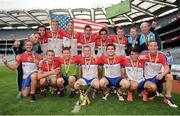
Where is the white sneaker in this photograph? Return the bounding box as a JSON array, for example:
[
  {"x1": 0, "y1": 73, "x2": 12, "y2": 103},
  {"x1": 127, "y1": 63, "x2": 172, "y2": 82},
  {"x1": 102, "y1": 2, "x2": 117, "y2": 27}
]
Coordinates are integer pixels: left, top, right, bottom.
[
  {"x1": 164, "y1": 98, "x2": 178, "y2": 108},
  {"x1": 167, "y1": 100, "x2": 178, "y2": 108},
  {"x1": 156, "y1": 91, "x2": 164, "y2": 97},
  {"x1": 16, "y1": 92, "x2": 22, "y2": 99},
  {"x1": 117, "y1": 93, "x2": 124, "y2": 101},
  {"x1": 113, "y1": 89, "x2": 117, "y2": 94},
  {"x1": 138, "y1": 93, "x2": 142, "y2": 97},
  {"x1": 102, "y1": 93, "x2": 109, "y2": 101}
]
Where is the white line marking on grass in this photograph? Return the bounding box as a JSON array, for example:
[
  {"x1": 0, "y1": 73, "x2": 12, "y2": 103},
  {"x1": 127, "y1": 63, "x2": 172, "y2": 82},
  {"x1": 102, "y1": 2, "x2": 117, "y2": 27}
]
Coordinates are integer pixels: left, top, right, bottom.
[{"x1": 71, "y1": 101, "x2": 81, "y2": 113}]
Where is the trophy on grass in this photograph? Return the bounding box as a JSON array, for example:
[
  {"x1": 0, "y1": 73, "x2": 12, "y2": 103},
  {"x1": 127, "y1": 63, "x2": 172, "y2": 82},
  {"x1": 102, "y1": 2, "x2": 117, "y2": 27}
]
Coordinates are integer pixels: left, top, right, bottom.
[
  {"x1": 71, "y1": 85, "x2": 91, "y2": 113},
  {"x1": 79, "y1": 85, "x2": 91, "y2": 106}
]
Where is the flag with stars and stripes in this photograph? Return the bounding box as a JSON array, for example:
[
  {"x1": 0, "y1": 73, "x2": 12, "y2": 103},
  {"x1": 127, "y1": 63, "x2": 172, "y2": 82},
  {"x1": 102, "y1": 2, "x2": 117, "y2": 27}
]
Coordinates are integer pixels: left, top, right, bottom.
[
  {"x1": 50, "y1": 13, "x2": 106, "y2": 33},
  {"x1": 50, "y1": 13, "x2": 72, "y2": 30}
]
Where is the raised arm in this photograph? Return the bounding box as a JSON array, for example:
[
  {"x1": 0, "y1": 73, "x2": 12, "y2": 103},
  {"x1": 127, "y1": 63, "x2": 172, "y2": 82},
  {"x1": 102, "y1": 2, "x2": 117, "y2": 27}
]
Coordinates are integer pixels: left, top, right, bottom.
[{"x1": 2, "y1": 55, "x2": 20, "y2": 70}]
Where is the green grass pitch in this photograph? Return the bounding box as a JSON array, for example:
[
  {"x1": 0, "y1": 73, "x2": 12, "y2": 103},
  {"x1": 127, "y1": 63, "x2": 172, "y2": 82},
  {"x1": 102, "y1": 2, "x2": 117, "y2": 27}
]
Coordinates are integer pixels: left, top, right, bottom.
[{"x1": 0, "y1": 66, "x2": 179, "y2": 115}]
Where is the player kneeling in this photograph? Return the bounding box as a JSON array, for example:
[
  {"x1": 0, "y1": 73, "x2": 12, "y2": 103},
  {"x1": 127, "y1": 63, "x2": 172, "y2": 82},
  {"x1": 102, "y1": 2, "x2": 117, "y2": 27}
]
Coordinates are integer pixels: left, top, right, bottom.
[
  {"x1": 124, "y1": 47, "x2": 146, "y2": 102},
  {"x1": 2, "y1": 40, "x2": 42, "y2": 101},
  {"x1": 140, "y1": 40, "x2": 177, "y2": 108},
  {"x1": 98, "y1": 44, "x2": 130, "y2": 101},
  {"x1": 56, "y1": 47, "x2": 81, "y2": 98},
  {"x1": 74, "y1": 46, "x2": 100, "y2": 99},
  {"x1": 38, "y1": 50, "x2": 60, "y2": 96}
]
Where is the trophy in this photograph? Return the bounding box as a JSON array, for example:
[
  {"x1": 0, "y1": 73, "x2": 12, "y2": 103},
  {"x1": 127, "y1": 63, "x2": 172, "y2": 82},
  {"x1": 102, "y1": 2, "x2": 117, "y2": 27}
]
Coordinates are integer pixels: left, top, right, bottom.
[{"x1": 71, "y1": 85, "x2": 91, "y2": 113}]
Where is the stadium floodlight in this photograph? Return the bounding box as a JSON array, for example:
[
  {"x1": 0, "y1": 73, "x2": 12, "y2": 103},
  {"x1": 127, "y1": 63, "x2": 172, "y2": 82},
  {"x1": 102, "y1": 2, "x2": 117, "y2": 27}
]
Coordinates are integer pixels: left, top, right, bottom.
[{"x1": 105, "y1": 0, "x2": 130, "y2": 19}]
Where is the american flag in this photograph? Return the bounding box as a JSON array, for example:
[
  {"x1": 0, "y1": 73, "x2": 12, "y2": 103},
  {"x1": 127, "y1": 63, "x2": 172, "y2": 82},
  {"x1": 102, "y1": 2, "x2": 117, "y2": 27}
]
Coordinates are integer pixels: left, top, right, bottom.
[{"x1": 50, "y1": 13, "x2": 106, "y2": 33}]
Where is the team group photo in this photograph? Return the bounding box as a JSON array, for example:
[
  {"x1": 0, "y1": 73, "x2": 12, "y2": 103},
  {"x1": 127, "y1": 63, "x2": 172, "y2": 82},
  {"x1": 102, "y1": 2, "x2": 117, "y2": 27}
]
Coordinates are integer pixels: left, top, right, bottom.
[{"x1": 0, "y1": 0, "x2": 179, "y2": 115}]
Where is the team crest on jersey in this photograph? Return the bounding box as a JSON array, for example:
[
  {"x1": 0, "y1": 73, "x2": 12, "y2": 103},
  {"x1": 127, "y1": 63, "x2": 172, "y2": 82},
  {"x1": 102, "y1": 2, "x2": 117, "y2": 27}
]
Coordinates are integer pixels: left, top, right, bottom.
[{"x1": 22, "y1": 57, "x2": 26, "y2": 61}]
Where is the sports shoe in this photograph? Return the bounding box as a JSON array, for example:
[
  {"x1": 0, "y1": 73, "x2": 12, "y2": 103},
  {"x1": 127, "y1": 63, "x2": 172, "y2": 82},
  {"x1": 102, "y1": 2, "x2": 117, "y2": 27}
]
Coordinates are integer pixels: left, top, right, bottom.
[
  {"x1": 16, "y1": 92, "x2": 22, "y2": 99},
  {"x1": 148, "y1": 96, "x2": 156, "y2": 100},
  {"x1": 51, "y1": 88, "x2": 58, "y2": 96},
  {"x1": 110, "y1": 87, "x2": 116, "y2": 94},
  {"x1": 156, "y1": 91, "x2": 164, "y2": 97},
  {"x1": 102, "y1": 92, "x2": 109, "y2": 101},
  {"x1": 141, "y1": 90, "x2": 148, "y2": 102},
  {"x1": 117, "y1": 90, "x2": 124, "y2": 101},
  {"x1": 127, "y1": 91, "x2": 133, "y2": 102},
  {"x1": 30, "y1": 94, "x2": 36, "y2": 102},
  {"x1": 59, "y1": 88, "x2": 65, "y2": 97},
  {"x1": 138, "y1": 93, "x2": 142, "y2": 97},
  {"x1": 123, "y1": 92, "x2": 127, "y2": 95},
  {"x1": 163, "y1": 96, "x2": 178, "y2": 108},
  {"x1": 117, "y1": 93, "x2": 124, "y2": 101},
  {"x1": 40, "y1": 88, "x2": 46, "y2": 97}
]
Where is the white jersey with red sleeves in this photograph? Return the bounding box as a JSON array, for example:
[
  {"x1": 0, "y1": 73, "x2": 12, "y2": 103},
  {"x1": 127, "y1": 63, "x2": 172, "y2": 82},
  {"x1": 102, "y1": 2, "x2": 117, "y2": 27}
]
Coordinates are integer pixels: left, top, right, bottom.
[
  {"x1": 78, "y1": 56, "x2": 99, "y2": 80},
  {"x1": 97, "y1": 56, "x2": 125, "y2": 78},
  {"x1": 46, "y1": 30, "x2": 65, "y2": 57},
  {"x1": 112, "y1": 36, "x2": 128, "y2": 56},
  {"x1": 62, "y1": 32, "x2": 80, "y2": 56},
  {"x1": 124, "y1": 57, "x2": 145, "y2": 83},
  {"x1": 16, "y1": 51, "x2": 42, "y2": 79},
  {"x1": 39, "y1": 36, "x2": 48, "y2": 56},
  {"x1": 95, "y1": 36, "x2": 113, "y2": 57},
  {"x1": 81, "y1": 42, "x2": 96, "y2": 56},
  {"x1": 140, "y1": 51, "x2": 168, "y2": 79},
  {"x1": 78, "y1": 33, "x2": 97, "y2": 44}
]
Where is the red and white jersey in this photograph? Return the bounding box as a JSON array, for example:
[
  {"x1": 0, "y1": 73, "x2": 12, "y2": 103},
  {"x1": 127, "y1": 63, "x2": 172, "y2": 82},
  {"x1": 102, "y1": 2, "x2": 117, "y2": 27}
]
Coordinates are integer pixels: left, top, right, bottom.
[
  {"x1": 62, "y1": 31, "x2": 80, "y2": 47},
  {"x1": 78, "y1": 33, "x2": 98, "y2": 55},
  {"x1": 16, "y1": 51, "x2": 42, "y2": 79},
  {"x1": 46, "y1": 30, "x2": 66, "y2": 57},
  {"x1": 62, "y1": 32, "x2": 80, "y2": 56},
  {"x1": 55, "y1": 55, "x2": 81, "y2": 64},
  {"x1": 78, "y1": 33, "x2": 98, "y2": 44},
  {"x1": 39, "y1": 36, "x2": 48, "y2": 56},
  {"x1": 81, "y1": 42, "x2": 96, "y2": 56},
  {"x1": 64, "y1": 31, "x2": 80, "y2": 40},
  {"x1": 124, "y1": 57, "x2": 145, "y2": 83},
  {"x1": 95, "y1": 35, "x2": 113, "y2": 47},
  {"x1": 40, "y1": 60, "x2": 60, "y2": 72},
  {"x1": 112, "y1": 36, "x2": 128, "y2": 56},
  {"x1": 97, "y1": 55, "x2": 125, "y2": 78},
  {"x1": 95, "y1": 36, "x2": 113, "y2": 56},
  {"x1": 40, "y1": 59, "x2": 61, "y2": 76},
  {"x1": 140, "y1": 51, "x2": 168, "y2": 79},
  {"x1": 78, "y1": 56, "x2": 99, "y2": 80},
  {"x1": 39, "y1": 36, "x2": 48, "y2": 44},
  {"x1": 45, "y1": 29, "x2": 66, "y2": 39}
]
